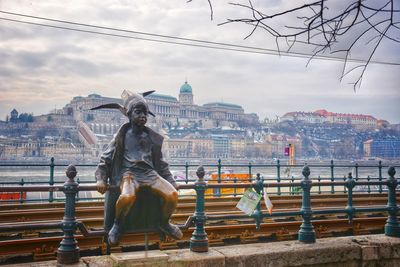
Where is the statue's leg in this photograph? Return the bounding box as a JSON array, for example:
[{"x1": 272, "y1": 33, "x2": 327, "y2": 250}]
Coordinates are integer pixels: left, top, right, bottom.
[
  {"x1": 116, "y1": 174, "x2": 138, "y2": 219},
  {"x1": 109, "y1": 173, "x2": 138, "y2": 245},
  {"x1": 151, "y1": 177, "x2": 183, "y2": 240}
]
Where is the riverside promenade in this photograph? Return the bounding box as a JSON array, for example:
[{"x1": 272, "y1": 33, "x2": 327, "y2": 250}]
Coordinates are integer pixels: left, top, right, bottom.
[{"x1": 3, "y1": 234, "x2": 400, "y2": 267}]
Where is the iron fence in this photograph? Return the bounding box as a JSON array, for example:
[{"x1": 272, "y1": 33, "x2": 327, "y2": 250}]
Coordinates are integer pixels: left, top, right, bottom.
[
  {"x1": 1, "y1": 158, "x2": 399, "y2": 203},
  {"x1": 0, "y1": 163, "x2": 398, "y2": 264}
]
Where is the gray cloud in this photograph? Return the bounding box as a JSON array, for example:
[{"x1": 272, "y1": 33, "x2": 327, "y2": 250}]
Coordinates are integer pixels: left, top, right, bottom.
[{"x1": 0, "y1": 0, "x2": 399, "y2": 123}]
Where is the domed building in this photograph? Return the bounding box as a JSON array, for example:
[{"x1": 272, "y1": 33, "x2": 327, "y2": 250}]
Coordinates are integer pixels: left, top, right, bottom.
[
  {"x1": 178, "y1": 81, "x2": 204, "y2": 120},
  {"x1": 176, "y1": 81, "x2": 259, "y2": 128},
  {"x1": 63, "y1": 80, "x2": 259, "y2": 134},
  {"x1": 179, "y1": 81, "x2": 193, "y2": 105}
]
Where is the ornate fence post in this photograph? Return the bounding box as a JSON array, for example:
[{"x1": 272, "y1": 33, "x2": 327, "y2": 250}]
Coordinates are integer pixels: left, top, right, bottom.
[
  {"x1": 185, "y1": 161, "x2": 189, "y2": 184},
  {"x1": 217, "y1": 159, "x2": 222, "y2": 197},
  {"x1": 345, "y1": 172, "x2": 356, "y2": 223},
  {"x1": 277, "y1": 159, "x2": 281, "y2": 195},
  {"x1": 49, "y1": 157, "x2": 55, "y2": 202},
  {"x1": 291, "y1": 176, "x2": 295, "y2": 195},
  {"x1": 253, "y1": 173, "x2": 263, "y2": 230},
  {"x1": 19, "y1": 178, "x2": 24, "y2": 203},
  {"x1": 318, "y1": 176, "x2": 321, "y2": 194},
  {"x1": 385, "y1": 166, "x2": 400, "y2": 237},
  {"x1": 378, "y1": 160, "x2": 383, "y2": 193},
  {"x1": 190, "y1": 166, "x2": 209, "y2": 252},
  {"x1": 76, "y1": 177, "x2": 80, "y2": 202},
  {"x1": 355, "y1": 163, "x2": 359, "y2": 180},
  {"x1": 233, "y1": 176, "x2": 237, "y2": 197},
  {"x1": 248, "y1": 162, "x2": 252, "y2": 182},
  {"x1": 57, "y1": 165, "x2": 80, "y2": 264},
  {"x1": 330, "y1": 159, "x2": 334, "y2": 194},
  {"x1": 298, "y1": 165, "x2": 315, "y2": 243}
]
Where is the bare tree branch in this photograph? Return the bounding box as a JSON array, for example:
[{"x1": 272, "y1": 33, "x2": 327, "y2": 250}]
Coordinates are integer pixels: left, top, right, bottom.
[
  {"x1": 187, "y1": 0, "x2": 213, "y2": 20},
  {"x1": 191, "y1": 0, "x2": 400, "y2": 90}
]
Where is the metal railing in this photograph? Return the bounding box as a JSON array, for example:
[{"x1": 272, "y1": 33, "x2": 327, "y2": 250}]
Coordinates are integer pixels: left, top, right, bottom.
[
  {"x1": 0, "y1": 163, "x2": 399, "y2": 264},
  {"x1": 1, "y1": 158, "x2": 398, "y2": 203}
]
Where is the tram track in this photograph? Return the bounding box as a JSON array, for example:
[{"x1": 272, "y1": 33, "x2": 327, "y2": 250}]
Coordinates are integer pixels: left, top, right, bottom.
[
  {"x1": 0, "y1": 215, "x2": 391, "y2": 262},
  {"x1": 0, "y1": 193, "x2": 391, "y2": 223}
]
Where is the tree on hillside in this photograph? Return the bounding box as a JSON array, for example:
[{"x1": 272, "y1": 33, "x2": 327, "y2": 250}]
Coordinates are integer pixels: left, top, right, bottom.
[
  {"x1": 191, "y1": 0, "x2": 399, "y2": 89},
  {"x1": 18, "y1": 113, "x2": 34, "y2": 123}
]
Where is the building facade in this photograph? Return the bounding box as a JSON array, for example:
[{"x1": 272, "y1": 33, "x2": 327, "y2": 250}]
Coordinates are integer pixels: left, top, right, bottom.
[
  {"x1": 363, "y1": 139, "x2": 400, "y2": 159},
  {"x1": 282, "y1": 109, "x2": 378, "y2": 130},
  {"x1": 62, "y1": 81, "x2": 259, "y2": 134}
]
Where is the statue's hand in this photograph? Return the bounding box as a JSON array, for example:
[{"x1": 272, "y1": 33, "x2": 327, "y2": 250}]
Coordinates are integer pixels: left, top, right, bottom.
[{"x1": 96, "y1": 180, "x2": 108, "y2": 194}]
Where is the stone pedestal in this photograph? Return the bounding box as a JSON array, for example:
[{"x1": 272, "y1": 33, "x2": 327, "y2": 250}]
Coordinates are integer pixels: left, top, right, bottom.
[{"x1": 110, "y1": 250, "x2": 169, "y2": 267}]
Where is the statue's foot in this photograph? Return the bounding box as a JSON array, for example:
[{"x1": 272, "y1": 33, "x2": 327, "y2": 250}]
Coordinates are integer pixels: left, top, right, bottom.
[
  {"x1": 160, "y1": 223, "x2": 183, "y2": 240},
  {"x1": 108, "y1": 222, "x2": 121, "y2": 245}
]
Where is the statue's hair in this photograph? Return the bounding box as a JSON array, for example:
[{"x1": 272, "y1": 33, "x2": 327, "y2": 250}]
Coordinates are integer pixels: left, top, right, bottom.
[{"x1": 126, "y1": 101, "x2": 148, "y2": 116}]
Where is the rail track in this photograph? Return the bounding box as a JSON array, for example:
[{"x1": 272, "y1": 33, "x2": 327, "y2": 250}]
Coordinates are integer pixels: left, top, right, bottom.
[
  {"x1": 0, "y1": 193, "x2": 391, "y2": 223},
  {"x1": 0, "y1": 193, "x2": 396, "y2": 263}
]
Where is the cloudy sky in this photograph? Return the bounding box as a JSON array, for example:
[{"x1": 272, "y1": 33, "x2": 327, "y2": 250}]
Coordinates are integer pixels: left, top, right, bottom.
[{"x1": 0, "y1": 0, "x2": 399, "y2": 123}]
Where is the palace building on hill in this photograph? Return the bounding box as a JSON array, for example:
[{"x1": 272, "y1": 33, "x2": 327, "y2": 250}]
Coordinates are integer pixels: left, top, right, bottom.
[
  {"x1": 62, "y1": 81, "x2": 259, "y2": 136},
  {"x1": 281, "y1": 109, "x2": 379, "y2": 130}
]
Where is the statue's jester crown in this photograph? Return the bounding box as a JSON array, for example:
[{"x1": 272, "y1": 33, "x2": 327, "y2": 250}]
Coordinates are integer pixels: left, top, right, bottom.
[{"x1": 90, "y1": 90, "x2": 155, "y2": 117}]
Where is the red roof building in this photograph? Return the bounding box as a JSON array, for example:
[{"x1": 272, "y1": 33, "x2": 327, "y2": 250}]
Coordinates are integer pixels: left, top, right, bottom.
[{"x1": 281, "y1": 109, "x2": 379, "y2": 130}]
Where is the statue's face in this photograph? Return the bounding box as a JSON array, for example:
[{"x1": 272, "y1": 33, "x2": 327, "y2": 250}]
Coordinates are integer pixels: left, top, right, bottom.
[{"x1": 130, "y1": 105, "x2": 148, "y2": 127}]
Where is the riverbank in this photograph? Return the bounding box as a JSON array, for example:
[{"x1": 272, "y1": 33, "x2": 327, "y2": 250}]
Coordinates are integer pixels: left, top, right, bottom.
[{"x1": 1, "y1": 157, "x2": 399, "y2": 166}]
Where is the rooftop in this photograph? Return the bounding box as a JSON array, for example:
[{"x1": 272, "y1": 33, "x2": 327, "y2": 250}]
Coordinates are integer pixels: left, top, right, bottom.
[
  {"x1": 180, "y1": 81, "x2": 193, "y2": 94},
  {"x1": 203, "y1": 102, "x2": 243, "y2": 109},
  {"x1": 147, "y1": 93, "x2": 178, "y2": 101}
]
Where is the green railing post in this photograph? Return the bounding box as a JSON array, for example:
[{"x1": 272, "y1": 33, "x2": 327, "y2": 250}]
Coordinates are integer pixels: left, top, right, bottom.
[
  {"x1": 57, "y1": 165, "x2": 80, "y2": 264},
  {"x1": 49, "y1": 157, "x2": 55, "y2": 203},
  {"x1": 253, "y1": 173, "x2": 263, "y2": 230},
  {"x1": 217, "y1": 158, "x2": 222, "y2": 197},
  {"x1": 190, "y1": 166, "x2": 209, "y2": 252},
  {"x1": 185, "y1": 161, "x2": 189, "y2": 184},
  {"x1": 378, "y1": 160, "x2": 383, "y2": 193},
  {"x1": 345, "y1": 172, "x2": 356, "y2": 223},
  {"x1": 318, "y1": 176, "x2": 321, "y2": 194},
  {"x1": 355, "y1": 163, "x2": 359, "y2": 180},
  {"x1": 248, "y1": 162, "x2": 252, "y2": 182},
  {"x1": 76, "y1": 177, "x2": 80, "y2": 202},
  {"x1": 330, "y1": 159, "x2": 334, "y2": 194},
  {"x1": 291, "y1": 176, "x2": 295, "y2": 195},
  {"x1": 367, "y1": 176, "x2": 371, "y2": 193},
  {"x1": 233, "y1": 176, "x2": 237, "y2": 197},
  {"x1": 19, "y1": 178, "x2": 24, "y2": 203},
  {"x1": 298, "y1": 165, "x2": 315, "y2": 243},
  {"x1": 277, "y1": 159, "x2": 281, "y2": 195},
  {"x1": 384, "y1": 166, "x2": 400, "y2": 237}
]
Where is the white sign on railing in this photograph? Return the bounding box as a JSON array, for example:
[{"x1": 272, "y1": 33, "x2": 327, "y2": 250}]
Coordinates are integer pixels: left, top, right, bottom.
[{"x1": 236, "y1": 188, "x2": 262, "y2": 215}]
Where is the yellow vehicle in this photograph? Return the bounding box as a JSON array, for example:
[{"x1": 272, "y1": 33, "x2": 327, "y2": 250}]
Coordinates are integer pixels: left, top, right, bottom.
[{"x1": 206, "y1": 171, "x2": 251, "y2": 196}]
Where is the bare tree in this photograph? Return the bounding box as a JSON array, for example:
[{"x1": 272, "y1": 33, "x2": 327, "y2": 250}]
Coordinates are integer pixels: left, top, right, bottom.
[{"x1": 192, "y1": 0, "x2": 400, "y2": 90}]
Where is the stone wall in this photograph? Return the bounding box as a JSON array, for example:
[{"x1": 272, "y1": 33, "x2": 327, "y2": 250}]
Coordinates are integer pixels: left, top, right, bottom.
[
  {"x1": 90, "y1": 235, "x2": 400, "y2": 267},
  {"x1": 5, "y1": 234, "x2": 400, "y2": 267}
]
